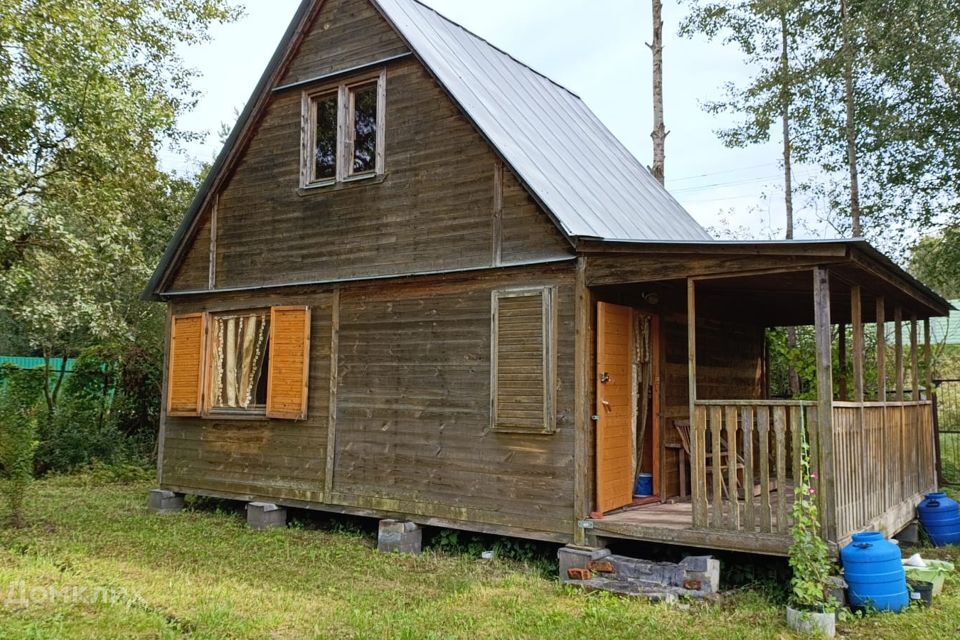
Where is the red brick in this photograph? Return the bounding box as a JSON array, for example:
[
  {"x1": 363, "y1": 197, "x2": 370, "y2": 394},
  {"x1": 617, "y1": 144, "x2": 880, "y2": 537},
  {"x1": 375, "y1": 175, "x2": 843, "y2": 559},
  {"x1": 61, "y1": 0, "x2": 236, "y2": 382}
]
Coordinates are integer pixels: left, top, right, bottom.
[
  {"x1": 587, "y1": 560, "x2": 615, "y2": 574},
  {"x1": 567, "y1": 568, "x2": 593, "y2": 581}
]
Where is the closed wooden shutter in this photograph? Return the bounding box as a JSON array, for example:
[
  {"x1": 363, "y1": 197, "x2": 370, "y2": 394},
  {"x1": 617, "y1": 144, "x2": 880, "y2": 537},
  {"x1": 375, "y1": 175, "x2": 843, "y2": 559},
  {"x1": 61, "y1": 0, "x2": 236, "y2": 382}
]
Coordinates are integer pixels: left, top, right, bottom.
[
  {"x1": 491, "y1": 288, "x2": 556, "y2": 433},
  {"x1": 266, "y1": 306, "x2": 312, "y2": 420},
  {"x1": 168, "y1": 313, "x2": 206, "y2": 417}
]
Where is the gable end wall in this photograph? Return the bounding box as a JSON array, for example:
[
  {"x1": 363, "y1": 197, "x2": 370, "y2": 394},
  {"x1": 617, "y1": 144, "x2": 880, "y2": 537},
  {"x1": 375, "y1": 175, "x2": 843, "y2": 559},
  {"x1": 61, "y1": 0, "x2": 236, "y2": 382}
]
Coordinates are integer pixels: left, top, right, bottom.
[{"x1": 164, "y1": 0, "x2": 570, "y2": 294}]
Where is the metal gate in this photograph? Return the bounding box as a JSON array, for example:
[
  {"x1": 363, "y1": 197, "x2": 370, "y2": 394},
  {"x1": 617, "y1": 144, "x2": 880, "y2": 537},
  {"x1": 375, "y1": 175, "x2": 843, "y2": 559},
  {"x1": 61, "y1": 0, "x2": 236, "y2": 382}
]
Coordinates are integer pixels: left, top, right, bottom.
[{"x1": 935, "y1": 379, "x2": 960, "y2": 485}]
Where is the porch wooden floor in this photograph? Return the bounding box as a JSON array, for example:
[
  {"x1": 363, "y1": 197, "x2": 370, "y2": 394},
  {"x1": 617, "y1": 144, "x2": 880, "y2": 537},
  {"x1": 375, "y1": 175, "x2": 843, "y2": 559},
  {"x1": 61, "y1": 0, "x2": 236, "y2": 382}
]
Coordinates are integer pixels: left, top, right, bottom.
[{"x1": 588, "y1": 489, "x2": 796, "y2": 557}]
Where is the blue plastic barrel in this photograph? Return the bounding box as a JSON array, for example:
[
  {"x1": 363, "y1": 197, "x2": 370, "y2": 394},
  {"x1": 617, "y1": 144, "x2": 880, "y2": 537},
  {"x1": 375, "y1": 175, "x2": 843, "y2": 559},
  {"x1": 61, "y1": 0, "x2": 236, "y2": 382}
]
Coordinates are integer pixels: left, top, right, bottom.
[
  {"x1": 841, "y1": 531, "x2": 909, "y2": 612},
  {"x1": 918, "y1": 492, "x2": 960, "y2": 546},
  {"x1": 633, "y1": 473, "x2": 653, "y2": 497}
]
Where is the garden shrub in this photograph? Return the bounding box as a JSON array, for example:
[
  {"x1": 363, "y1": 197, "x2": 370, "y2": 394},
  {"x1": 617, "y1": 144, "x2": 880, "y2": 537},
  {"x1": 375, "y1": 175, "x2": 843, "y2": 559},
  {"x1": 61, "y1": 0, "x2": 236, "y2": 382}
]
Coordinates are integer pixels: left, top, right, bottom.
[
  {"x1": 36, "y1": 354, "x2": 124, "y2": 473},
  {"x1": 0, "y1": 364, "x2": 43, "y2": 527}
]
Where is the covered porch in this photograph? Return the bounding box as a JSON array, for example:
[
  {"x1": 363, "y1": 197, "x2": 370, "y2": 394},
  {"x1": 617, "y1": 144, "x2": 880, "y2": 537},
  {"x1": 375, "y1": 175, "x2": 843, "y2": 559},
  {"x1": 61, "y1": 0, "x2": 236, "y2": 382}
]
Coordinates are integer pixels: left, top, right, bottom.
[{"x1": 576, "y1": 240, "x2": 950, "y2": 556}]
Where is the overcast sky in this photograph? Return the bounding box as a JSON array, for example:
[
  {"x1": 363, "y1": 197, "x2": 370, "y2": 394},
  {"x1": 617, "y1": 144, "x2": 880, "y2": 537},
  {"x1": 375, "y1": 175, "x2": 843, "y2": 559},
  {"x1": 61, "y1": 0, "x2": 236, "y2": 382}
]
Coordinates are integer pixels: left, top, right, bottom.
[{"x1": 172, "y1": 0, "x2": 837, "y2": 239}]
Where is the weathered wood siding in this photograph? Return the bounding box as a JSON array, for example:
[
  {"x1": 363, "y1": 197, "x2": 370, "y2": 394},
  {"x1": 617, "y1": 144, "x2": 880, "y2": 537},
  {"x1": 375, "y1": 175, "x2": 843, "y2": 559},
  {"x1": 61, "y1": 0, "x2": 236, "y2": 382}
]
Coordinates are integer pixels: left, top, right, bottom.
[
  {"x1": 280, "y1": 0, "x2": 409, "y2": 86},
  {"x1": 162, "y1": 290, "x2": 334, "y2": 503},
  {"x1": 170, "y1": 212, "x2": 211, "y2": 291},
  {"x1": 328, "y1": 267, "x2": 576, "y2": 535},
  {"x1": 500, "y1": 169, "x2": 569, "y2": 264},
  {"x1": 161, "y1": 265, "x2": 578, "y2": 536},
  {"x1": 164, "y1": 0, "x2": 570, "y2": 293},
  {"x1": 159, "y1": 0, "x2": 577, "y2": 539}
]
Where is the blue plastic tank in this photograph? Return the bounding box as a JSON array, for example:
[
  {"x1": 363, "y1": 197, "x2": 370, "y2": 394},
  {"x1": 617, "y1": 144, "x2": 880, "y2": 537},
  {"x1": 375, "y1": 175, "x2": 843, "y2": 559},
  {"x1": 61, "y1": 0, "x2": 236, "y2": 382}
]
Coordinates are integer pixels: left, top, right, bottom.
[
  {"x1": 841, "y1": 531, "x2": 909, "y2": 612},
  {"x1": 918, "y1": 492, "x2": 960, "y2": 546}
]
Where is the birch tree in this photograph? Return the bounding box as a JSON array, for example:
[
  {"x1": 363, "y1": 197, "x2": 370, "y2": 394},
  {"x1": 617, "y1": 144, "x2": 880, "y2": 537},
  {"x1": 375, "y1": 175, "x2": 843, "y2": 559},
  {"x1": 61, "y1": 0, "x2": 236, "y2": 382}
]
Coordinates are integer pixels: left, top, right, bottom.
[
  {"x1": 650, "y1": 0, "x2": 667, "y2": 184},
  {"x1": 684, "y1": 1, "x2": 960, "y2": 250}
]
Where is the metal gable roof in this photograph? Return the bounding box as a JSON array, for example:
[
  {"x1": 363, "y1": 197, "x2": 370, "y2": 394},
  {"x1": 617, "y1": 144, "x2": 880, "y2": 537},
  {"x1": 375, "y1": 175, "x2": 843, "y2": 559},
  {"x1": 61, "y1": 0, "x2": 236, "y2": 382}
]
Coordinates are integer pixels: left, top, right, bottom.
[{"x1": 373, "y1": 0, "x2": 712, "y2": 242}]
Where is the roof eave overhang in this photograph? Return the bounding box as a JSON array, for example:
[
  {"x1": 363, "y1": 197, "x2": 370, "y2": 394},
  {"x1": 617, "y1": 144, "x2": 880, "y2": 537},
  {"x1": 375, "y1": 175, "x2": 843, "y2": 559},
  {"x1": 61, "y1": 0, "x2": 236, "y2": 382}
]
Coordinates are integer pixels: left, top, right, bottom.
[{"x1": 575, "y1": 237, "x2": 952, "y2": 318}]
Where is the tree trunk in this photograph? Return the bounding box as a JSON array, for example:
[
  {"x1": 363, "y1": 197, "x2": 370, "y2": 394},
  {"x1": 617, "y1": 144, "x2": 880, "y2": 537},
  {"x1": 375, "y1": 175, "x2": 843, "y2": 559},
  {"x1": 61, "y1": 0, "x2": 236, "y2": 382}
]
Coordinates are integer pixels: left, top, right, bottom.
[
  {"x1": 780, "y1": 12, "x2": 801, "y2": 398},
  {"x1": 780, "y1": 12, "x2": 795, "y2": 242},
  {"x1": 649, "y1": 0, "x2": 666, "y2": 185},
  {"x1": 840, "y1": 0, "x2": 862, "y2": 237}
]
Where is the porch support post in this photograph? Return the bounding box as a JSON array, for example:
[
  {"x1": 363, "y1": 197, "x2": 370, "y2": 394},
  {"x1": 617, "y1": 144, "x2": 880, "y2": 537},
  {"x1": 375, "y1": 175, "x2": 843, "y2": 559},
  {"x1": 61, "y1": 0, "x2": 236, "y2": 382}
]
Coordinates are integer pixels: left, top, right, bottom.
[
  {"x1": 894, "y1": 307, "x2": 904, "y2": 402},
  {"x1": 688, "y1": 278, "x2": 705, "y2": 528},
  {"x1": 911, "y1": 316, "x2": 921, "y2": 491},
  {"x1": 876, "y1": 297, "x2": 886, "y2": 402},
  {"x1": 573, "y1": 258, "x2": 593, "y2": 544},
  {"x1": 911, "y1": 316, "x2": 920, "y2": 402},
  {"x1": 893, "y1": 307, "x2": 906, "y2": 503},
  {"x1": 875, "y1": 296, "x2": 889, "y2": 512},
  {"x1": 813, "y1": 267, "x2": 838, "y2": 542},
  {"x1": 851, "y1": 286, "x2": 864, "y2": 403},
  {"x1": 926, "y1": 318, "x2": 940, "y2": 487},
  {"x1": 838, "y1": 323, "x2": 848, "y2": 401},
  {"x1": 924, "y1": 319, "x2": 933, "y2": 396}
]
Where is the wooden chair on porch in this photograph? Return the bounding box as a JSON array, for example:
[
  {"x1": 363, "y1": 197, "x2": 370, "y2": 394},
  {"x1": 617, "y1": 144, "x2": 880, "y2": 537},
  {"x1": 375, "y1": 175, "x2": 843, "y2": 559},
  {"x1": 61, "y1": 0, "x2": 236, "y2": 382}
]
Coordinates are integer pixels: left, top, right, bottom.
[{"x1": 674, "y1": 419, "x2": 744, "y2": 500}]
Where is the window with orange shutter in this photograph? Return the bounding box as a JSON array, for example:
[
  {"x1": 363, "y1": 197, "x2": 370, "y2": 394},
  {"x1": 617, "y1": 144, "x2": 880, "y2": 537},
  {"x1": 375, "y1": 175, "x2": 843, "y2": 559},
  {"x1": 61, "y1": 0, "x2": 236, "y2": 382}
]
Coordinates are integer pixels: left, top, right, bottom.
[
  {"x1": 266, "y1": 306, "x2": 312, "y2": 421},
  {"x1": 166, "y1": 306, "x2": 311, "y2": 420},
  {"x1": 167, "y1": 314, "x2": 206, "y2": 417}
]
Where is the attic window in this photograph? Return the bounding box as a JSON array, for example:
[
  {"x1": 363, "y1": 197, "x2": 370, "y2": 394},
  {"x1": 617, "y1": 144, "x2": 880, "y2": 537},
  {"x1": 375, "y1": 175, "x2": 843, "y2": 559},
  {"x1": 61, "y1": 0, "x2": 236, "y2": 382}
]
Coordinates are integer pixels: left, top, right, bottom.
[{"x1": 303, "y1": 70, "x2": 385, "y2": 187}]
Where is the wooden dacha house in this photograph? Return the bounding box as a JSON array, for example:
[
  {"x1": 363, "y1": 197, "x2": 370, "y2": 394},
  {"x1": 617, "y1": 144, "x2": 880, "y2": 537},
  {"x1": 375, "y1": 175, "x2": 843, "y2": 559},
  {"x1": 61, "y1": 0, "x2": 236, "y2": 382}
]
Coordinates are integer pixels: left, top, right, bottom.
[{"x1": 145, "y1": 0, "x2": 950, "y2": 556}]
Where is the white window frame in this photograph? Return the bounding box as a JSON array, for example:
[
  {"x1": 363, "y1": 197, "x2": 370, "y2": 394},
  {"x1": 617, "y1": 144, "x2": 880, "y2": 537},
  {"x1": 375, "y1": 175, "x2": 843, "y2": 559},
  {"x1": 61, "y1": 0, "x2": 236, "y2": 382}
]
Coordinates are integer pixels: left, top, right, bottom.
[{"x1": 301, "y1": 68, "x2": 386, "y2": 189}]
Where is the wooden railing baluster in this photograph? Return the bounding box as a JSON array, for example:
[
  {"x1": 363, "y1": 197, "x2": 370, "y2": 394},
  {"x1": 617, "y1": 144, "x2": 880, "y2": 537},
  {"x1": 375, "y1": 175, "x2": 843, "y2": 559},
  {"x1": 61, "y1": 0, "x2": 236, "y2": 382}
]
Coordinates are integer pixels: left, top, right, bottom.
[
  {"x1": 742, "y1": 406, "x2": 755, "y2": 533},
  {"x1": 774, "y1": 406, "x2": 788, "y2": 533},
  {"x1": 757, "y1": 406, "x2": 772, "y2": 533},
  {"x1": 711, "y1": 406, "x2": 723, "y2": 528},
  {"x1": 725, "y1": 405, "x2": 740, "y2": 530}
]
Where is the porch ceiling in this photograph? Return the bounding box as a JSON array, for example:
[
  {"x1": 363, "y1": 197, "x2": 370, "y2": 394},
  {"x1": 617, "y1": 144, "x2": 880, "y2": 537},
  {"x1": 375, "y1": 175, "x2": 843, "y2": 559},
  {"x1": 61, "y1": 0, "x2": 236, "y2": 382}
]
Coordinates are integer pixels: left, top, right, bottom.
[{"x1": 581, "y1": 239, "x2": 951, "y2": 326}]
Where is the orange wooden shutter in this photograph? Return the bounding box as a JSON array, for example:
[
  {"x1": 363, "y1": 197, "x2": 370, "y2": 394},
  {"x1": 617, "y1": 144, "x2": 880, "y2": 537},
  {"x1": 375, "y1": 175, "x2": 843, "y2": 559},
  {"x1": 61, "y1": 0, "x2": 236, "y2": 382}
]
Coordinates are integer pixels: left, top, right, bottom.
[
  {"x1": 167, "y1": 313, "x2": 206, "y2": 417},
  {"x1": 266, "y1": 306, "x2": 312, "y2": 420}
]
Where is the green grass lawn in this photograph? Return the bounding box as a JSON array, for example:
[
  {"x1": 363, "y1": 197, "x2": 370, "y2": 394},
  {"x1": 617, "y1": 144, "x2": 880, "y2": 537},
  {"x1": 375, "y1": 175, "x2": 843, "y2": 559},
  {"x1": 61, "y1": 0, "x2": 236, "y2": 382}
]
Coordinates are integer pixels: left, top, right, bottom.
[{"x1": 2, "y1": 475, "x2": 960, "y2": 639}]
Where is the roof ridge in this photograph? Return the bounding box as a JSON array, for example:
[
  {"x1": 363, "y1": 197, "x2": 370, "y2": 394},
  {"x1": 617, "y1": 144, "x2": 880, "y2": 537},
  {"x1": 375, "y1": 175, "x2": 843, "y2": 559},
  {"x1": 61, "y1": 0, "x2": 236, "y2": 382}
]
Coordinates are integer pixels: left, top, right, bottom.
[{"x1": 401, "y1": 0, "x2": 582, "y2": 100}]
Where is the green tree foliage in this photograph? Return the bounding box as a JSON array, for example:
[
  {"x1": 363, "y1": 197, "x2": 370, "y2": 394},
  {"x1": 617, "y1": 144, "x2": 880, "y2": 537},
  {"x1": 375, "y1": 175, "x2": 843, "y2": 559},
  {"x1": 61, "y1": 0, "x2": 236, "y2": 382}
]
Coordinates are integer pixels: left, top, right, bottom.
[
  {"x1": 0, "y1": 0, "x2": 239, "y2": 381},
  {"x1": 681, "y1": 1, "x2": 960, "y2": 252},
  {"x1": 0, "y1": 0, "x2": 241, "y2": 456},
  {"x1": 681, "y1": 0, "x2": 818, "y2": 158},
  {"x1": 909, "y1": 226, "x2": 960, "y2": 300},
  {"x1": 0, "y1": 364, "x2": 43, "y2": 527}
]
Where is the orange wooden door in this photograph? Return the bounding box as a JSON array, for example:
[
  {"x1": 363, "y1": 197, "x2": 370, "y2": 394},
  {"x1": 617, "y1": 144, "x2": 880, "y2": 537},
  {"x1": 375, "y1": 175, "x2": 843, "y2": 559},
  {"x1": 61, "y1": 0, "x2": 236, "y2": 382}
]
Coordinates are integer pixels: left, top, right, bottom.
[{"x1": 596, "y1": 302, "x2": 635, "y2": 514}]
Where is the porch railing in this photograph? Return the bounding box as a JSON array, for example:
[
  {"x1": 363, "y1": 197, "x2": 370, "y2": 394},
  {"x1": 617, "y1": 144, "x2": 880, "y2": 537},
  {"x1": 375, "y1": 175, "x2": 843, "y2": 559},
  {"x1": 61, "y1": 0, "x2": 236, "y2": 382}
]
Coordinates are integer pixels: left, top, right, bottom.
[
  {"x1": 691, "y1": 400, "x2": 936, "y2": 542},
  {"x1": 691, "y1": 401, "x2": 817, "y2": 535},
  {"x1": 832, "y1": 401, "x2": 936, "y2": 540}
]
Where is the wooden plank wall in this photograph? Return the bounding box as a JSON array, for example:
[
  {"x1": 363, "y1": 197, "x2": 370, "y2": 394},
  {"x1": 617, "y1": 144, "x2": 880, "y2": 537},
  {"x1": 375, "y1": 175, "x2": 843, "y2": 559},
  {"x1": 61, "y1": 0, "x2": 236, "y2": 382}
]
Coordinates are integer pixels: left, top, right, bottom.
[
  {"x1": 162, "y1": 265, "x2": 578, "y2": 537},
  {"x1": 661, "y1": 312, "x2": 764, "y2": 498},
  {"x1": 500, "y1": 169, "x2": 570, "y2": 265},
  {"x1": 170, "y1": 212, "x2": 212, "y2": 291},
  {"x1": 162, "y1": 290, "x2": 334, "y2": 503},
  {"x1": 280, "y1": 0, "x2": 409, "y2": 87},
  {"x1": 329, "y1": 267, "x2": 576, "y2": 535},
  {"x1": 165, "y1": 0, "x2": 570, "y2": 293}
]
